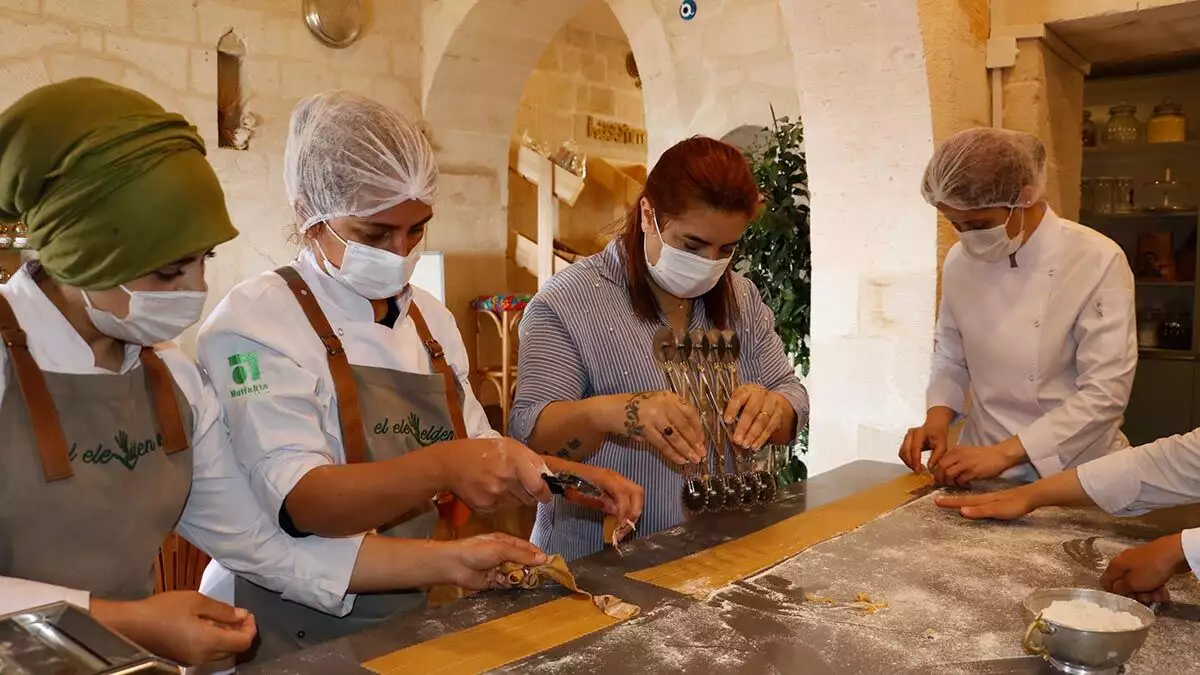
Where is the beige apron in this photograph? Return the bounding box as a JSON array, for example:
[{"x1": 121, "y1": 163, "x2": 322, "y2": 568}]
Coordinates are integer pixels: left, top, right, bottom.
[
  {"x1": 233, "y1": 267, "x2": 473, "y2": 663},
  {"x1": 0, "y1": 293, "x2": 193, "y2": 601}
]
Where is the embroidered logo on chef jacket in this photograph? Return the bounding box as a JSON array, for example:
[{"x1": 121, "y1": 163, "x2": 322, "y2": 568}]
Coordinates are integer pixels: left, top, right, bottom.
[
  {"x1": 371, "y1": 412, "x2": 455, "y2": 446},
  {"x1": 67, "y1": 431, "x2": 165, "y2": 471},
  {"x1": 228, "y1": 351, "x2": 270, "y2": 398}
]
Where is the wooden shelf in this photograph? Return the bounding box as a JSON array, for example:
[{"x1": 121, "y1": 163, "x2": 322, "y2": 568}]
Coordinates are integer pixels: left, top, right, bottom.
[
  {"x1": 1140, "y1": 347, "x2": 1199, "y2": 361},
  {"x1": 1084, "y1": 211, "x2": 1198, "y2": 221},
  {"x1": 1138, "y1": 280, "x2": 1195, "y2": 287},
  {"x1": 1084, "y1": 140, "x2": 1200, "y2": 158}
]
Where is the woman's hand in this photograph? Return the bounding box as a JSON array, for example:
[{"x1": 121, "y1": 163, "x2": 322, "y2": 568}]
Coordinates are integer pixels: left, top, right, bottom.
[
  {"x1": 439, "y1": 534, "x2": 549, "y2": 590},
  {"x1": 931, "y1": 438, "x2": 1025, "y2": 486},
  {"x1": 723, "y1": 384, "x2": 791, "y2": 449},
  {"x1": 443, "y1": 438, "x2": 554, "y2": 512},
  {"x1": 934, "y1": 486, "x2": 1036, "y2": 520},
  {"x1": 899, "y1": 422, "x2": 949, "y2": 472},
  {"x1": 621, "y1": 392, "x2": 705, "y2": 464},
  {"x1": 548, "y1": 458, "x2": 644, "y2": 527},
  {"x1": 1101, "y1": 534, "x2": 1190, "y2": 605},
  {"x1": 91, "y1": 592, "x2": 256, "y2": 666}
]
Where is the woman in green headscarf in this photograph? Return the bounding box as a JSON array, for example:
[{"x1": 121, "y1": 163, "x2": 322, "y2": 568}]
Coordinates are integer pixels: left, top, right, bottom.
[{"x1": 0, "y1": 78, "x2": 333, "y2": 667}]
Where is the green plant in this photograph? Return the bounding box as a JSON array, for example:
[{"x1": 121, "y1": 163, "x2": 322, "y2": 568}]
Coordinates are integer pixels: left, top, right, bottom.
[{"x1": 734, "y1": 110, "x2": 812, "y2": 456}]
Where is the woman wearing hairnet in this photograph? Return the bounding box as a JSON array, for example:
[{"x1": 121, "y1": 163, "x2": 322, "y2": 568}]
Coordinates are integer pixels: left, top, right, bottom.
[
  {"x1": 195, "y1": 91, "x2": 642, "y2": 662},
  {"x1": 899, "y1": 128, "x2": 1137, "y2": 486},
  {"x1": 0, "y1": 78, "x2": 355, "y2": 667}
]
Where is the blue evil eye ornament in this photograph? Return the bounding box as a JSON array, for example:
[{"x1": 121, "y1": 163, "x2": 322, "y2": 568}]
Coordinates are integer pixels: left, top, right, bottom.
[{"x1": 679, "y1": 0, "x2": 696, "y2": 21}]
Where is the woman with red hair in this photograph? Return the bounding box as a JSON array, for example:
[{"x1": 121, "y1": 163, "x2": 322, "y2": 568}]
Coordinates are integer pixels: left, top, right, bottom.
[{"x1": 510, "y1": 136, "x2": 809, "y2": 559}]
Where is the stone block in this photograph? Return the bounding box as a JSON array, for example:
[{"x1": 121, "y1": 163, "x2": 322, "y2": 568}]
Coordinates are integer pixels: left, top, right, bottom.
[
  {"x1": 565, "y1": 27, "x2": 595, "y2": 51},
  {"x1": 0, "y1": 59, "x2": 50, "y2": 111},
  {"x1": 340, "y1": 72, "x2": 373, "y2": 96},
  {"x1": 132, "y1": 0, "x2": 198, "y2": 42},
  {"x1": 336, "y1": 32, "x2": 390, "y2": 75},
  {"x1": 197, "y1": 3, "x2": 265, "y2": 51},
  {"x1": 279, "y1": 60, "x2": 338, "y2": 98},
  {"x1": 244, "y1": 57, "x2": 280, "y2": 98},
  {"x1": 544, "y1": 73, "x2": 577, "y2": 110},
  {"x1": 0, "y1": 0, "x2": 38, "y2": 12},
  {"x1": 121, "y1": 67, "x2": 185, "y2": 113},
  {"x1": 0, "y1": 14, "x2": 77, "y2": 58},
  {"x1": 180, "y1": 92, "x2": 219, "y2": 147},
  {"x1": 45, "y1": 0, "x2": 128, "y2": 29},
  {"x1": 261, "y1": 17, "x2": 291, "y2": 57},
  {"x1": 390, "y1": 41, "x2": 421, "y2": 79},
  {"x1": 106, "y1": 35, "x2": 190, "y2": 90},
  {"x1": 190, "y1": 48, "x2": 218, "y2": 96},
  {"x1": 588, "y1": 86, "x2": 616, "y2": 116},
  {"x1": 535, "y1": 43, "x2": 559, "y2": 71},
  {"x1": 559, "y1": 45, "x2": 582, "y2": 76},
  {"x1": 45, "y1": 52, "x2": 124, "y2": 83},
  {"x1": 371, "y1": 76, "x2": 421, "y2": 121},
  {"x1": 581, "y1": 51, "x2": 606, "y2": 83},
  {"x1": 80, "y1": 28, "x2": 103, "y2": 51},
  {"x1": 614, "y1": 90, "x2": 644, "y2": 123}
]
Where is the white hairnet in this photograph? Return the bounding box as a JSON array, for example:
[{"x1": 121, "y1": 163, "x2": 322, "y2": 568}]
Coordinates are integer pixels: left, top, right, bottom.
[
  {"x1": 920, "y1": 127, "x2": 1047, "y2": 211},
  {"x1": 284, "y1": 90, "x2": 438, "y2": 232}
]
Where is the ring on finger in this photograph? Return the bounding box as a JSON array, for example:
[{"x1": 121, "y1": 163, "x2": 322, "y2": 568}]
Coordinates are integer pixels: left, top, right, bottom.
[{"x1": 663, "y1": 426, "x2": 674, "y2": 437}]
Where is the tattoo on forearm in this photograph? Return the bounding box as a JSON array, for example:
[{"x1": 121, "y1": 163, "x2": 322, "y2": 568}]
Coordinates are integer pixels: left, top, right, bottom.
[
  {"x1": 624, "y1": 393, "x2": 651, "y2": 438},
  {"x1": 553, "y1": 438, "x2": 582, "y2": 460}
]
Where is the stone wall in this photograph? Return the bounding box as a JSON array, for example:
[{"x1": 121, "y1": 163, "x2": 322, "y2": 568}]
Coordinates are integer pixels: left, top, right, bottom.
[
  {"x1": 508, "y1": 10, "x2": 646, "y2": 262},
  {"x1": 0, "y1": 0, "x2": 424, "y2": 355}
]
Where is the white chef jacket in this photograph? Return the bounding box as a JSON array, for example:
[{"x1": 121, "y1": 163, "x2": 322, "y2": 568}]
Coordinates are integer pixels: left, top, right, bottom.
[
  {"x1": 0, "y1": 267, "x2": 353, "y2": 615},
  {"x1": 195, "y1": 249, "x2": 496, "y2": 614},
  {"x1": 1078, "y1": 428, "x2": 1200, "y2": 574},
  {"x1": 927, "y1": 208, "x2": 1137, "y2": 480}
]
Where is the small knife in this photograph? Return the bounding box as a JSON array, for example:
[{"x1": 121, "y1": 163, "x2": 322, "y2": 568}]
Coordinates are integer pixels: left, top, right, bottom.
[{"x1": 543, "y1": 471, "x2": 609, "y2": 511}]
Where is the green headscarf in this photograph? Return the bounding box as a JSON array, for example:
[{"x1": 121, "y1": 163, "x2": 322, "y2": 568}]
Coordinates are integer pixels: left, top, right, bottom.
[{"x1": 0, "y1": 78, "x2": 237, "y2": 290}]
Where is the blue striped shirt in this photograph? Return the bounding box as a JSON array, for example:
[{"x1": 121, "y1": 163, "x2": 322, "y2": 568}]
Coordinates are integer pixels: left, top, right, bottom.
[{"x1": 509, "y1": 241, "x2": 810, "y2": 560}]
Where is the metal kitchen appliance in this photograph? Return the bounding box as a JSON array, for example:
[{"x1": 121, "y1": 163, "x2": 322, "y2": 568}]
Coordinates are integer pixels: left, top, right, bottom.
[
  {"x1": 0, "y1": 601, "x2": 178, "y2": 674},
  {"x1": 652, "y1": 327, "x2": 780, "y2": 512},
  {"x1": 1021, "y1": 588, "x2": 1156, "y2": 675}
]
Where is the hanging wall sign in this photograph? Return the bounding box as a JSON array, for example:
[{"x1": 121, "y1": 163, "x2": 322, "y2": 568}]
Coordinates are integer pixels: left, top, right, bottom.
[
  {"x1": 680, "y1": 0, "x2": 696, "y2": 21},
  {"x1": 586, "y1": 116, "x2": 647, "y2": 147}
]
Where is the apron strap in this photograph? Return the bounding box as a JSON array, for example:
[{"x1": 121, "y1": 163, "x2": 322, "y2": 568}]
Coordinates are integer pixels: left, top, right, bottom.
[
  {"x1": 406, "y1": 303, "x2": 469, "y2": 440},
  {"x1": 138, "y1": 348, "x2": 189, "y2": 454},
  {"x1": 407, "y1": 303, "x2": 474, "y2": 534},
  {"x1": 274, "y1": 266, "x2": 368, "y2": 464},
  {"x1": 0, "y1": 292, "x2": 72, "y2": 481}
]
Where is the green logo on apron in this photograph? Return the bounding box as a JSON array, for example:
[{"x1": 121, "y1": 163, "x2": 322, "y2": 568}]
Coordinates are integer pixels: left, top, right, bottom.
[
  {"x1": 228, "y1": 351, "x2": 270, "y2": 398},
  {"x1": 372, "y1": 413, "x2": 454, "y2": 447},
  {"x1": 67, "y1": 431, "x2": 163, "y2": 471}
]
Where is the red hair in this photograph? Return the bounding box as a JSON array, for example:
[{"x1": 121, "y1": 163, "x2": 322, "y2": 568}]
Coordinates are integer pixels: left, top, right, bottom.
[{"x1": 620, "y1": 136, "x2": 759, "y2": 328}]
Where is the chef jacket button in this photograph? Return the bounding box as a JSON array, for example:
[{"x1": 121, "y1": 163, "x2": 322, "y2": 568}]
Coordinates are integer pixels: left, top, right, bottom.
[
  {"x1": 1034, "y1": 321, "x2": 1041, "y2": 328},
  {"x1": 297, "y1": 630, "x2": 306, "y2": 639},
  {"x1": 1028, "y1": 375, "x2": 1035, "y2": 382},
  {"x1": 1049, "y1": 270, "x2": 1055, "y2": 277}
]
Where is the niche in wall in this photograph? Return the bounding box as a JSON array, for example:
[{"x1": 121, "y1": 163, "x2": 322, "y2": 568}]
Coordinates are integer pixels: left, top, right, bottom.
[{"x1": 217, "y1": 30, "x2": 248, "y2": 150}]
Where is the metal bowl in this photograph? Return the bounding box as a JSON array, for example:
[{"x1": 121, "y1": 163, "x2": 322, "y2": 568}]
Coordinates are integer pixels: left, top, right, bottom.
[{"x1": 1021, "y1": 588, "x2": 1155, "y2": 674}]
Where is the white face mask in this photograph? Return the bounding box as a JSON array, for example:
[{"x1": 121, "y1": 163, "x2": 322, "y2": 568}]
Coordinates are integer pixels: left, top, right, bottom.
[
  {"x1": 84, "y1": 286, "x2": 206, "y2": 346},
  {"x1": 958, "y1": 207, "x2": 1024, "y2": 263},
  {"x1": 644, "y1": 211, "x2": 732, "y2": 299},
  {"x1": 318, "y1": 226, "x2": 423, "y2": 300}
]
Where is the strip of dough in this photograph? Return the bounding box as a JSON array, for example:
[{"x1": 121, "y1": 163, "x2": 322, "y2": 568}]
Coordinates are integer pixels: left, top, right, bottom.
[{"x1": 497, "y1": 554, "x2": 640, "y2": 620}]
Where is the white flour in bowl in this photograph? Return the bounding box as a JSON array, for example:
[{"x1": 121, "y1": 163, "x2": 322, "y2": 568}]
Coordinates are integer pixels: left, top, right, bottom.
[{"x1": 1041, "y1": 599, "x2": 1144, "y2": 631}]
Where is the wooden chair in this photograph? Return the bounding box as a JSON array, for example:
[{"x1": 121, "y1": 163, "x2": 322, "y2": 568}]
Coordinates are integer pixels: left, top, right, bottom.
[
  {"x1": 154, "y1": 533, "x2": 210, "y2": 593},
  {"x1": 470, "y1": 294, "x2": 532, "y2": 434}
]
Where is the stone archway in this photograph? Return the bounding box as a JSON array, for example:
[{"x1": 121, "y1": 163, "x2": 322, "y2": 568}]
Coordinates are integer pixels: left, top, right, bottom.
[{"x1": 420, "y1": 0, "x2": 683, "y2": 353}]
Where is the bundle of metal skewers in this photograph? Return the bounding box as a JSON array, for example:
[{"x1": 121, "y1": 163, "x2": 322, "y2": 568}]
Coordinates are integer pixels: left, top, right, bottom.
[{"x1": 651, "y1": 327, "x2": 784, "y2": 512}]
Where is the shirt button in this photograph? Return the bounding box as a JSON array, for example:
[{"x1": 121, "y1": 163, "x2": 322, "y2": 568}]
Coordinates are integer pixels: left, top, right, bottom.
[
  {"x1": 1049, "y1": 270, "x2": 1055, "y2": 277},
  {"x1": 1028, "y1": 376, "x2": 1035, "y2": 382},
  {"x1": 297, "y1": 630, "x2": 306, "y2": 639},
  {"x1": 1034, "y1": 321, "x2": 1041, "y2": 328}
]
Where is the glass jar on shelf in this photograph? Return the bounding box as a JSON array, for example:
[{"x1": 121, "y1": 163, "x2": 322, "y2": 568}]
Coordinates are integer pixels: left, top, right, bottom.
[
  {"x1": 0, "y1": 263, "x2": 9, "y2": 285},
  {"x1": 1080, "y1": 178, "x2": 1096, "y2": 213},
  {"x1": 1138, "y1": 308, "x2": 1162, "y2": 348},
  {"x1": 1147, "y1": 99, "x2": 1187, "y2": 144},
  {"x1": 1093, "y1": 177, "x2": 1116, "y2": 214},
  {"x1": 1113, "y1": 177, "x2": 1136, "y2": 213},
  {"x1": 1104, "y1": 103, "x2": 1143, "y2": 147},
  {"x1": 1082, "y1": 110, "x2": 1097, "y2": 147},
  {"x1": 0, "y1": 223, "x2": 10, "y2": 250}
]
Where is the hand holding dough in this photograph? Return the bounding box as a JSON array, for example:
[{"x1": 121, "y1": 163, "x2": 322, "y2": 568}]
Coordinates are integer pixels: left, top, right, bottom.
[{"x1": 493, "y1": 554, "x2": 640, "y2": 621}]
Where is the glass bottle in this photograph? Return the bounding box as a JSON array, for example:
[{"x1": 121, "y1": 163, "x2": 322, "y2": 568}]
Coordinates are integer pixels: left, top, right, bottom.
[
  {"x1": 1113, "y1": 177, "x2": 1135, "y2": 213},
  {"x1": 12, "y1": 221, "x2": 27, "y2": 249},
  {"x1": 1093, "y1": 178, "x2": 1116, "y2": 215},
  {"x1": 1147, "y1": 99, "x2": 1187, "y2": 144},
  {"x1": 1104, "y1": 104, "x2": 1143, "y2": 147},
  {"x1": 1080, "y1": 178, "x2": 1095, "y2": 213},
  {"x1": 0, "y1": 223, "x2": 10, "y2": 249},
  {"x1": 1082, "y1": 110, "x2": 1097, "y2": 147}
]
